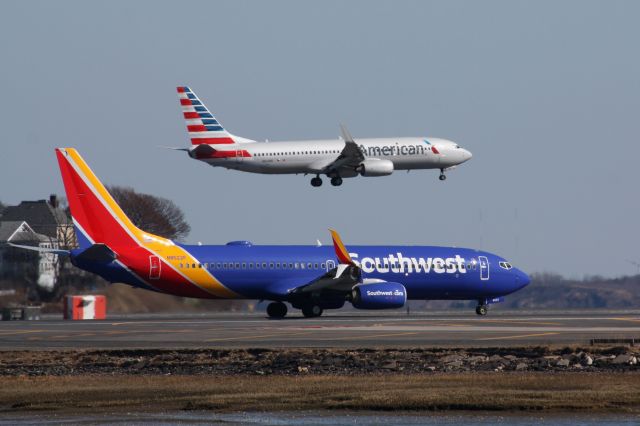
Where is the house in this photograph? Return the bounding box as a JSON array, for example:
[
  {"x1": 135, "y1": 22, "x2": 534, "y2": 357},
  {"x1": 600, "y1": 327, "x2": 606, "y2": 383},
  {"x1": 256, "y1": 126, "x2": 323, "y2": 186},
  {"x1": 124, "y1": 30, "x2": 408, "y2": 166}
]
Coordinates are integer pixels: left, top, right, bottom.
[
  {"x1": 0, "y1": 221, "x2": 59, "y2": 291},
  {"x1": 0, "y1": 195, "x2": 74, "y2": 249}
]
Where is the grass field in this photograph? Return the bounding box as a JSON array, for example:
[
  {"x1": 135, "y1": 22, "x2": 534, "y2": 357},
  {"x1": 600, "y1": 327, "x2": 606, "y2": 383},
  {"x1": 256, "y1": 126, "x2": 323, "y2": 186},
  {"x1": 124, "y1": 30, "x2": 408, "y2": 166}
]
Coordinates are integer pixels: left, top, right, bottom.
[{"x1": 1, "y1": 373, "x2": 639, "y2": 413}]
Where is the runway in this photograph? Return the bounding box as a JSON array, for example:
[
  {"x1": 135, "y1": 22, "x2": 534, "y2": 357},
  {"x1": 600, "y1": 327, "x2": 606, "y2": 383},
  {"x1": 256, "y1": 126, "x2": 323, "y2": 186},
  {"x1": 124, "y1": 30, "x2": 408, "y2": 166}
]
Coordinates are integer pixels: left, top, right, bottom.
[{"x1": 1, "y1": 311, "x2": 639, "y2": 349}]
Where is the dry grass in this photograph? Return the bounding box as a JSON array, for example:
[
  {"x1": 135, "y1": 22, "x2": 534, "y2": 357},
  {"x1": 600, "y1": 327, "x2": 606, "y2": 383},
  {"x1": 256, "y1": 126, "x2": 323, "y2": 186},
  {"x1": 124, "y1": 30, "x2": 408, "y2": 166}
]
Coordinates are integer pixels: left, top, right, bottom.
[{"x1": 0, "y1": 373, "x2": 639, "y2": 413}]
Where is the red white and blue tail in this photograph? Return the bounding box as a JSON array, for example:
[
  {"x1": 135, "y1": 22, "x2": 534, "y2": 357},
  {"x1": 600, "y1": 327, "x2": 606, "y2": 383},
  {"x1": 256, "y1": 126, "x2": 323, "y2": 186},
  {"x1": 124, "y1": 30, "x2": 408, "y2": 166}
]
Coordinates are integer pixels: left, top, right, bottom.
[{"x1": 177, "y1": 86, "x2": 253, "y2": 145}]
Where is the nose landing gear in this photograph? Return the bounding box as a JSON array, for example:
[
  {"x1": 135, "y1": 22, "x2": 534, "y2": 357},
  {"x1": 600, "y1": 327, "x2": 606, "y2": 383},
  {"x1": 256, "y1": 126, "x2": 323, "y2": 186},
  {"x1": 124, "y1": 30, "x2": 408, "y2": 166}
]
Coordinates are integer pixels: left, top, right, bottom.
[
  {"x1": 439, "y1": 169, "x2": 447, "y2": 181},
  {"x1": 475, "y1": 304, "x2": 488, "y2": 316}
]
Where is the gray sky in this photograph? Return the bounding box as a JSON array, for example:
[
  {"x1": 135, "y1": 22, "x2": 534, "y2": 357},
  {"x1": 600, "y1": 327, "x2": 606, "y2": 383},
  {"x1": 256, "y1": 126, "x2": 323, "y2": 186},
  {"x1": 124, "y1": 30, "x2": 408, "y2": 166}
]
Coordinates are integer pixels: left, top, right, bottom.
[{"x1": 1, "y1": 1, "x2": 639, "y2": 278}]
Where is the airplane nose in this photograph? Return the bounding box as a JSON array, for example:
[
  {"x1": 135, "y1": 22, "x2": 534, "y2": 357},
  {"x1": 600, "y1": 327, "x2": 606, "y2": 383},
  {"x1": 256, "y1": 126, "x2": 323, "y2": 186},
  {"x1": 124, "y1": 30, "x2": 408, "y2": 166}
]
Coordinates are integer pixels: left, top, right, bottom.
[
  {"x1": 462, "y1": 149, "x2": 472, "y2": 162},
  {"x1": 514, "y1": 268, "x2": 531, "y2": 290}
]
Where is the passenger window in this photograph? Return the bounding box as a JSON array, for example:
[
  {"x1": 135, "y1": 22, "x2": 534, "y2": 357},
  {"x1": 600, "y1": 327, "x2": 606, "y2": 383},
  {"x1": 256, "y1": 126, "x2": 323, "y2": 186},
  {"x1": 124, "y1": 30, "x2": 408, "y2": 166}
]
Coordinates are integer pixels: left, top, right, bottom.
[
  {"x1": 192, "y1": 263, "x2": 196, "y2": 269},
  {"x1": 217, "y1": 263, "x2": 221, "y2": 269},
  {"x1": 301, "y1": 263, "x2": 306, "y2": 269},
  {"x1": 276, "y1": 262, "x2": 280, "y2": 268},
  {"x1": 262, "y1": 262, "x2": 267, "y2": 268},
  {"x1": 321, "y1": 263, "x2": 325, "y2": 269},
  {"x1": 223, "y1": 263, "x2": 227, "y2": 269},
  {"x1": 235, "y1": 262, "x2": 240, "y2": 268},
  {"x1": 256, "y1": 263, "x2": 260, "y2": 269},
  {"x1": 307, "y1": 263, "x2": 312, "y2": 269},
  {"x1": 249, "y1": 262, "x2": 253, "y2": 269},
  {"x1": 179, "y1": 263, "x2": 183, "y2": 268},
  {"x1": 295, "y1": 263, "x2": 299, "y2": 269},
  {"x1": 289, "y1": 263, "x2": 293, "y2": 269},
  {"x1": 314, "y1": 263, "x2": 318, "y2": 269},
  {"x1": 242, "y1": 262, "x2": 246, "y2": 269}
]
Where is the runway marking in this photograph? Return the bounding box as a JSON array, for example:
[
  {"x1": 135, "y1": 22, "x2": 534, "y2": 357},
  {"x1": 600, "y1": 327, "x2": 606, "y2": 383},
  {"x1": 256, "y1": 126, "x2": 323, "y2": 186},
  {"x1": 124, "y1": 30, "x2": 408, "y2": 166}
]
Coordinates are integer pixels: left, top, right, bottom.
[
  {"x1": 317, "y1": 332, "x2": 419, "y2": 341},
  {"x1": 0, "y1": 330, "x2": 44, "y2": 336},
  {"x1": 610, "y1": 317, "x2": 640, "y2": 324},
  {"x1": 475, "y1": 320, "x2": 562, "y2": 326},
  {"x1": 205, "y1": 331, "x2": 311, "y2": 342},
  {"x1": 475, "y1": 332, "x2": 559, "y2": 341}
]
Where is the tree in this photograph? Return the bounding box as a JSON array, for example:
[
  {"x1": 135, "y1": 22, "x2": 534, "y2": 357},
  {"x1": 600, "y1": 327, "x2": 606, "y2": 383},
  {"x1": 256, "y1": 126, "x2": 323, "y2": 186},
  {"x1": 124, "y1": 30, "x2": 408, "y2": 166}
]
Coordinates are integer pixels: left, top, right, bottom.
[{"x1": 107, "y1": 186, "x2": 191, "y2": 241}]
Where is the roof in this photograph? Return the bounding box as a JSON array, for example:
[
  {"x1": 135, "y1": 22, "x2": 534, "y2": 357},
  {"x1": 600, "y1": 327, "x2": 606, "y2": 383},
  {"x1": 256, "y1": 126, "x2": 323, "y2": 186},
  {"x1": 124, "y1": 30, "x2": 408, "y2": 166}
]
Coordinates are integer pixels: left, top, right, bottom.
[
  {"x1": 0, "y1": 221, "x2": 49, "y2": 243},
  {"x1": 0, "y1": 200, "x2": 69, "y2": 238}
]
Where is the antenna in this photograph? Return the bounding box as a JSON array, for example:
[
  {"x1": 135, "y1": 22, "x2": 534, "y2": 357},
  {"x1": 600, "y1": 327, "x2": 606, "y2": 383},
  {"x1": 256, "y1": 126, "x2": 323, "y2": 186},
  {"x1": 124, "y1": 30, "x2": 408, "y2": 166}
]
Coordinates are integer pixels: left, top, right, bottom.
[{"x1": 626, "y1": 259, "x2": 640, "y2": 275}]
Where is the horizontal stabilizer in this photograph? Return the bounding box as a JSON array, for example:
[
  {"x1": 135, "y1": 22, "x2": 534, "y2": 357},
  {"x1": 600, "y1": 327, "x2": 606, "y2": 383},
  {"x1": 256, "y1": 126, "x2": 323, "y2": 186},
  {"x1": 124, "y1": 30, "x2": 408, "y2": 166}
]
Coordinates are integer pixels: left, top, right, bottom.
[
  {"x1": 8, "y1": 243, "x2": 70, "y2": 256},
  {"x1": 74, "y1": 243, "x2": 117, "y2": 263}
]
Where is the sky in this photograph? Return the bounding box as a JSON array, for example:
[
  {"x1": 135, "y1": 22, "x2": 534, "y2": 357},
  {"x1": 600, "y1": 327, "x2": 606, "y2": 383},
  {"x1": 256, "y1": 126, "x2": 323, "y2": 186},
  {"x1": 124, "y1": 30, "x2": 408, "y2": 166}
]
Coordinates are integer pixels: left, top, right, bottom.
[{"x1": 1, "y1": 1, "x2": 639, "y2": 278}]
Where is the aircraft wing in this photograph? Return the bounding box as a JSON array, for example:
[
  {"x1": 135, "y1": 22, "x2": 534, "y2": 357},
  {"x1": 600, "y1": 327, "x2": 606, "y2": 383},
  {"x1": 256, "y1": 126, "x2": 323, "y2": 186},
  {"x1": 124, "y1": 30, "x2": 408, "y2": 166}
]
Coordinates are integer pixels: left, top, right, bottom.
[
  {"x1": 289, "y1": 263, "x2": 361, "y2": 295},
  {"x1": 318, "y1": 125, "x2": 365, "y2": 173},
  {"x1": 273, "y1": 229, "x2": 362, "y2": 296}
]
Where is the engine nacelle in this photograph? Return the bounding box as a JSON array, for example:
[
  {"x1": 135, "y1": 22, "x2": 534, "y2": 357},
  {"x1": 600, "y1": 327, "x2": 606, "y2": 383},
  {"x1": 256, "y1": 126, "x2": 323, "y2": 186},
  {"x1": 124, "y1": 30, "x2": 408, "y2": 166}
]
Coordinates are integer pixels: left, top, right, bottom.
[
  {"x1": 359, "y1": 159, "x2": 394, "y2": 177},
  {"x1": 351, "y1": 282, "x2": 407, "y2": 309}
]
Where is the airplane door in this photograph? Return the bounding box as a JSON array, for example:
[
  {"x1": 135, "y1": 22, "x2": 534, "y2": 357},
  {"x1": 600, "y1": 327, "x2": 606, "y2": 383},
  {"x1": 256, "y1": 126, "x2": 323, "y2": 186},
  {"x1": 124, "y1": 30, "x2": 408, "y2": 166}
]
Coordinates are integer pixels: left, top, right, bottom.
[
  {"x1": 326, "y1": 260, "x2": 336, "y2": 271},
  {"x1": 478, "y1": 256, "x2": 489, "y2": 281},
  {"x1": 149, "y1": 255, "x2": 161, "y2": 280},
  {"x1": 236, "y1": 150, "x2": 244, "y2": 163}
]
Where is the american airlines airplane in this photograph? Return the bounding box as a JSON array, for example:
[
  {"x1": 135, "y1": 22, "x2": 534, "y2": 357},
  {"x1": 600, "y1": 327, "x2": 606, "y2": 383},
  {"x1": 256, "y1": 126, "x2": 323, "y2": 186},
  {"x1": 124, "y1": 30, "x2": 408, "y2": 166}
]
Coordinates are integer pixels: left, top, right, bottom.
[
  {"x1": 175, "y1": 87, "x2": 473, "y2": 187},
  {"x1": 14, "y1": 149, "x2": 529, "y2": 318}
]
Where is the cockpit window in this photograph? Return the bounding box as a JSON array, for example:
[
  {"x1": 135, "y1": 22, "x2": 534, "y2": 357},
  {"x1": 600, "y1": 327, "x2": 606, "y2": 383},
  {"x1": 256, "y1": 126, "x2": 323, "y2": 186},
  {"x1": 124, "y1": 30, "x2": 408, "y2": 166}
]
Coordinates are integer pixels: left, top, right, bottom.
[
  {"x1": 499, "y1": 261, "x2": 513, "y2": 270},
  {"x1": 455, "y1": 144, "x2": 461, "y2": 149}
]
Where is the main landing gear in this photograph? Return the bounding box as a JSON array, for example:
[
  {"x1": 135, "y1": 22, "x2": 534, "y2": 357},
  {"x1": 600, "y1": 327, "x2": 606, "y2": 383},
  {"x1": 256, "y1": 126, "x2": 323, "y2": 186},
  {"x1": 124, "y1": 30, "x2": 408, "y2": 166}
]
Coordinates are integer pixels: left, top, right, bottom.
[
  {"x1": 267, "y1": 301, "x2": 288, "y2": 319},
  {"x1": 439, "y1": 168, "x2": 447, "y2": 181},
  {"x1": 475, "y1": 304, "x2": 488, "y2": 316},
  {"x1": 311, "y1": 174, "x2": 342, "y2": 187},
  {"x1": 302, "y1": 304, "x2": 323, "y2": 318}
]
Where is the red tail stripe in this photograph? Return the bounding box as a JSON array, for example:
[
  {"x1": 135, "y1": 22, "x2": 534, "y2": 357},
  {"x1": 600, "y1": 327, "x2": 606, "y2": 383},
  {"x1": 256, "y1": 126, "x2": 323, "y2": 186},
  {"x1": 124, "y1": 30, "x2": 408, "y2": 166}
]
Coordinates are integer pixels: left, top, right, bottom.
[
  {"x1": 177, "y1": 87, "x2": 185, "y2": 93},
  {"x1": 191, "y1": 137, "x2": 235, "y2": 145},
  {"x1": 183, "y1": 112, "x2": 200, "y2": 119},
  {"x1": 187, "y1": 125, "x2": 207, "y2": 132},
  {"x1": 180, "y1": 99, "x2": 192, "y2": 106},
  {"x1": 195, "y1": 150, "x2": 252, "y2": 159}
]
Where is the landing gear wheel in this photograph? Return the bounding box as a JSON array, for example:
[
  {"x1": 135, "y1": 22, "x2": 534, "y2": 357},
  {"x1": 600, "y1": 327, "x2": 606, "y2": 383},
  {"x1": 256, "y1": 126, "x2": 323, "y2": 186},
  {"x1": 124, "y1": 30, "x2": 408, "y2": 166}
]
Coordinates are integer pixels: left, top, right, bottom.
[
  {"x1": 475, "y1": 305, "x2": 488, "y2": 316},
  {"x1": 439, "y1": 170, "x2": 447, "y2": 181},
  {"x1": 311, "y1": 176, "x2": 323, "y2": 187},
  {"x1": 330, "y1": 176, "x2": 343, "y2": 186},
  {"x1": 267, "y1": 302, "x2": 287, "y2": 319},
  {"x1": 302, "y1": 304, "x2": 323, "y2": 318}
]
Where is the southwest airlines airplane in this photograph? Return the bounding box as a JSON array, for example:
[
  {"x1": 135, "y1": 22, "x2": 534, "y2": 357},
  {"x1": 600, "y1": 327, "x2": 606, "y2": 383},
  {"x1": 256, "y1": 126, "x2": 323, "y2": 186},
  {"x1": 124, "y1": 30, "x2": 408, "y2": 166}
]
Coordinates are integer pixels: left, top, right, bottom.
[
  {"x1": 175, "y1": 87, "x2": 473, "y2": 187},
  {"x1": 14, "y1": 149, "x2": 528, "y2": 318}
]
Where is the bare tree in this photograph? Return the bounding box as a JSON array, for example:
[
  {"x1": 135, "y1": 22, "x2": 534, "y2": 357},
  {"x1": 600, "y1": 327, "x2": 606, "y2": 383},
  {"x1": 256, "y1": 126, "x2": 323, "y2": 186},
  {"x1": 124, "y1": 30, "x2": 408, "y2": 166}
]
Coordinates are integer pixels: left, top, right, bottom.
[{"x1": 107, "y1": 186, "x2": 191, "y2": 241}]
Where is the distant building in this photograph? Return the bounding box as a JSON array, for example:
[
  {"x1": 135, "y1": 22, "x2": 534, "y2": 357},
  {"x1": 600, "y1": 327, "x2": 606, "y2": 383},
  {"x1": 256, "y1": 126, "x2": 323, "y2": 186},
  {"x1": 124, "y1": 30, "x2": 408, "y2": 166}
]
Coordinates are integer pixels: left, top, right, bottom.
[
  {"x1": 0, "y1": 195, "x2": 74, "y2": 248},
  {"x1": 0, "y1": 195, "x2": 72, "y2": 292},
  {"x1": 0, "y1": 221, "x2": 59, "y2": 291}
]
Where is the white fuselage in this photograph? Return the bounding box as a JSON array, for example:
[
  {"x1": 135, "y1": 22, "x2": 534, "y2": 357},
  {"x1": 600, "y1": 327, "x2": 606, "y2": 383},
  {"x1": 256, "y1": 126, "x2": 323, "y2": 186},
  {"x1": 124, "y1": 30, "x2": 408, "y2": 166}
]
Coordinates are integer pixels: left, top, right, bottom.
[{"x1": 197, "y1": 137, "x2": 472, "y2": 176}]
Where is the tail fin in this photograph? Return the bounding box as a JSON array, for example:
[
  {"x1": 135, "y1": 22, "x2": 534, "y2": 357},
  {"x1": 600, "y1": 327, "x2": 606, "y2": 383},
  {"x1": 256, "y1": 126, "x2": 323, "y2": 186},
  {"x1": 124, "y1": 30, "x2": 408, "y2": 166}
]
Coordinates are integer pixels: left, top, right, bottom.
[
  {"x1": 177, "y1": 86, "x2": 240, "y2": 145},
  {"x1": 55, "y1": 148, "x2": 168, "y2": 250}
]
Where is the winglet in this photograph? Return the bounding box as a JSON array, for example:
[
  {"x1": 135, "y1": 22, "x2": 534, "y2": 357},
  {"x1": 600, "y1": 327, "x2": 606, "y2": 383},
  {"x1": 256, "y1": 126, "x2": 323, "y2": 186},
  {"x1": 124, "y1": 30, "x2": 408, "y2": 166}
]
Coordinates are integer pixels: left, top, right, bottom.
[
  {"x1": 339, "y1": 124, "x2": 355, "y2": 143},
  {"x1": 329, "y1": 229, "x2": 353, "y2": 265}
]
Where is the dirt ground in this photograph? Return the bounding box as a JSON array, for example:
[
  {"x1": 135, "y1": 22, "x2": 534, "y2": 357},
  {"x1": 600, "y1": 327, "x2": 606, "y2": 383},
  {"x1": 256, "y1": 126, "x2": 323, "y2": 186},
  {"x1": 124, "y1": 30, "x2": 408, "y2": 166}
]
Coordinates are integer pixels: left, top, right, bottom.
[{"x1": 0, "y1": 373, "x2": 639, "y2": 413}]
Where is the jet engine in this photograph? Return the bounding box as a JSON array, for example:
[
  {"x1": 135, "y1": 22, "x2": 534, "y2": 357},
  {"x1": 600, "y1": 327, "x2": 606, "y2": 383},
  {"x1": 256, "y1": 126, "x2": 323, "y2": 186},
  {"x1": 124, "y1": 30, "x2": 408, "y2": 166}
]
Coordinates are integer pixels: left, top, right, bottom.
[
  {"x1": 351, "y1": 282, "x2": 407, "y2": 309},
  {"x1": 358, "y1": 159, "x2": 394, "y2": 177}
]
